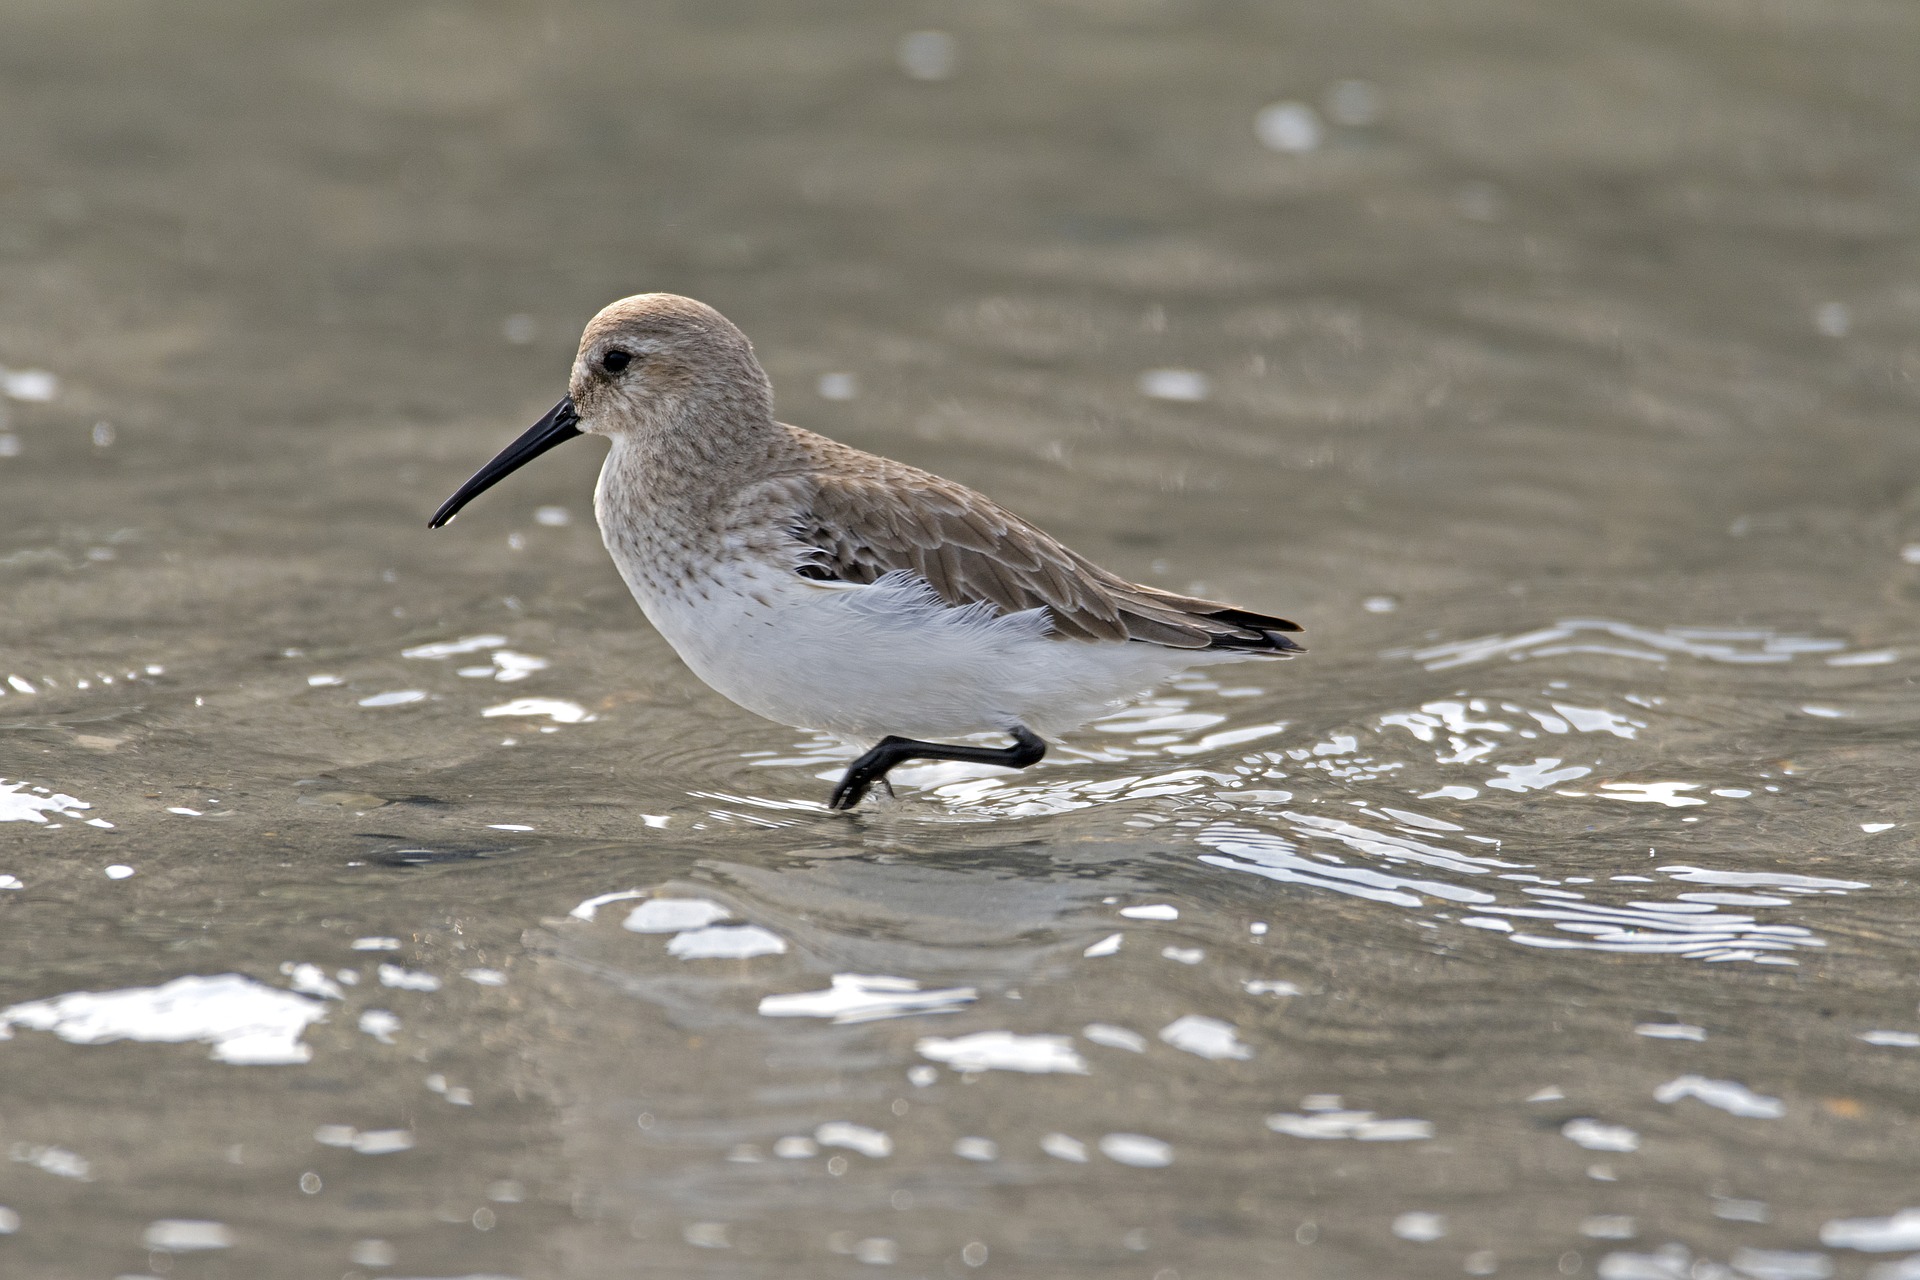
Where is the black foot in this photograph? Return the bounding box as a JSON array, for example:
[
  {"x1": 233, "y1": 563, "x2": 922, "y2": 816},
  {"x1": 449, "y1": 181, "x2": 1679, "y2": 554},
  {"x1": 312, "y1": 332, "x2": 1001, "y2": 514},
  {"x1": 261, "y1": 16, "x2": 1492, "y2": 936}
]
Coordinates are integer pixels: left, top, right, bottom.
[{"x1": 828, "y1": 726, "x2": 1046, "y2": 811}]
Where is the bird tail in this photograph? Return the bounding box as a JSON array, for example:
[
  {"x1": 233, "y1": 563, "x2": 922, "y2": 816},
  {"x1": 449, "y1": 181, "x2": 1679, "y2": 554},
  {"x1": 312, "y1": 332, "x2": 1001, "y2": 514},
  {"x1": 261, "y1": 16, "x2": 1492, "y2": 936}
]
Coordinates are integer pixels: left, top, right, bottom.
[
  {"x1": 1193, "y1": 604, "x2": 1306, "y2": 654},
  {"x1": 1111, "y1": 585, "x2": 1306, "y2": 655}
]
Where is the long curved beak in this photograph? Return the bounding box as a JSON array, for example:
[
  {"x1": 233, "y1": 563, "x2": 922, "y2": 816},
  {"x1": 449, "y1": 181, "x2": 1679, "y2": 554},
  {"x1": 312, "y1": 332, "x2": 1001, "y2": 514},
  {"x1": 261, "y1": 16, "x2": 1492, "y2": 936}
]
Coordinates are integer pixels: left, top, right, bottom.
[{"x1": 429, "y1": 396, "x2": 582, "y2": 529}]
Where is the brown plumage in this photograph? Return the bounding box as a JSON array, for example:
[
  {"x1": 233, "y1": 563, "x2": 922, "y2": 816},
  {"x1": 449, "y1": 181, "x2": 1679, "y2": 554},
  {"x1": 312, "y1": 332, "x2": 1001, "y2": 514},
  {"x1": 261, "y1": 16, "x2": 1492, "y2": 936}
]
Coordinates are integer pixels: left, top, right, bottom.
[
  {"x1": 767, "y1": 430, "x2": 1304, "y2": 653},
  {"x1": 432, "y1": 291, "x2": 1306, "y2": 808}
]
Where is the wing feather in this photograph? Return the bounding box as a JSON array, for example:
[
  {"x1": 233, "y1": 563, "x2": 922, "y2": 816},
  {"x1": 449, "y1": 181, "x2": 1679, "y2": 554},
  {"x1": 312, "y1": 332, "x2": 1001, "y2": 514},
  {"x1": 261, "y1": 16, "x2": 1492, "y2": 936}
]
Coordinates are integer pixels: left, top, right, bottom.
[{"x1": 766, "y1": 430, "x2": 1303, "y2": 654}]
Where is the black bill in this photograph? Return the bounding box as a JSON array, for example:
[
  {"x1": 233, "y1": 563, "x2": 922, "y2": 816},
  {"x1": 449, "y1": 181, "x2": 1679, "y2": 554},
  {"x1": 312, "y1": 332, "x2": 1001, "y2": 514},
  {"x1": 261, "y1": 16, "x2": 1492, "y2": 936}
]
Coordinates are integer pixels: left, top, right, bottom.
[{"x1": 428, "y1": 396, "x2": 582, "y2": 528}]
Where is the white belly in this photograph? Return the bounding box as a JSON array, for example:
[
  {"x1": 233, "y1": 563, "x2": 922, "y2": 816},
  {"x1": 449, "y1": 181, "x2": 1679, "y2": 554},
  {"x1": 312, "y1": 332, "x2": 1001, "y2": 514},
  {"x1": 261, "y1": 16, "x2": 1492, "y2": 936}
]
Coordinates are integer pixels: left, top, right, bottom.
[{"x1": 612, "y1": 560, "x2": 1240, "y2": 741}]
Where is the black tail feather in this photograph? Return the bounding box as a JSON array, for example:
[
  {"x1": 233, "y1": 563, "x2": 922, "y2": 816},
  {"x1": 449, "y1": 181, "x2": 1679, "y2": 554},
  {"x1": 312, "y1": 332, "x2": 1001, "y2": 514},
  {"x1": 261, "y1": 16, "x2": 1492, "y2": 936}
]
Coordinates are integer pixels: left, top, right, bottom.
[
  {"x1": 1203, "y1": 605, "x2": 1302, "y2": 634},
  {"x1": 1199, "y1": 606, "x2": 1305, "y2": 654}
]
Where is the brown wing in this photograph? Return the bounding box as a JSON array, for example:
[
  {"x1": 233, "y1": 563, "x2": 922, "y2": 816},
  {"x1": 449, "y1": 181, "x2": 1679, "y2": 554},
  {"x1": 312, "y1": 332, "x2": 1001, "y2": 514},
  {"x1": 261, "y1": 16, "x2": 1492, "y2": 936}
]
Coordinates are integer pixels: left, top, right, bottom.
[{"x1": 774, "y1": 435, "x2": 1303, "y2": 654}]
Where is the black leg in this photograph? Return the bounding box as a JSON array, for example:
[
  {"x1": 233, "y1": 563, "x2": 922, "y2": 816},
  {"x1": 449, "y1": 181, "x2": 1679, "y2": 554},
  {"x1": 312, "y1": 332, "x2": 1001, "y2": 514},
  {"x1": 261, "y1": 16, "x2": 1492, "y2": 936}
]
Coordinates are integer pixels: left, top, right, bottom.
[{"x1": 828, "y1": 726, "x2": 1046, "y2": 811}]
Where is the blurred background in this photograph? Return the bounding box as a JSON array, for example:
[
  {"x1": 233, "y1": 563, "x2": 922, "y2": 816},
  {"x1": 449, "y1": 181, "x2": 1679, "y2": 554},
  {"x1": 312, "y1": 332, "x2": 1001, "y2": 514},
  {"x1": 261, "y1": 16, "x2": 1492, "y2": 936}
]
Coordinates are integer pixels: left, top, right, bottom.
[{"x1": 3, "y1": 1, "x2": 1919, "y2": 1277}]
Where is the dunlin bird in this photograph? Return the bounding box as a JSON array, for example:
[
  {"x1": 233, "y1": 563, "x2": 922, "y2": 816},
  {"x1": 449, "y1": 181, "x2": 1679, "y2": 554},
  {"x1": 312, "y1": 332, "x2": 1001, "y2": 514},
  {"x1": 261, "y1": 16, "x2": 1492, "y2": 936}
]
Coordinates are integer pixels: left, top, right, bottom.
[{"x1": 431, "y1": 294, "x2": 1302, "y2": 809}]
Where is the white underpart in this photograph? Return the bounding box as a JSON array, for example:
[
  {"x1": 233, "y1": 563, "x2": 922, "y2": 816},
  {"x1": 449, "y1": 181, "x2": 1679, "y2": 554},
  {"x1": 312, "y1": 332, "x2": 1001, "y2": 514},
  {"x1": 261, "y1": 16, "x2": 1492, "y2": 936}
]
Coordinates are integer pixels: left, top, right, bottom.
[{"x1": 606, "y1": 557, "x2": 1255, "y2": 741}]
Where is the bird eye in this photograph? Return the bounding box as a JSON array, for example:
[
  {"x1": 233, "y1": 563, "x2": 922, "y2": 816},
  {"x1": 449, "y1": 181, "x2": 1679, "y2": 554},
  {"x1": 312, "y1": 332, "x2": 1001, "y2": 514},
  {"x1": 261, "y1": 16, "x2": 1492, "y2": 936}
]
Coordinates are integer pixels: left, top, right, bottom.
[{"x1": 602, "y1": 349, "x2": 632, "y2": 373}]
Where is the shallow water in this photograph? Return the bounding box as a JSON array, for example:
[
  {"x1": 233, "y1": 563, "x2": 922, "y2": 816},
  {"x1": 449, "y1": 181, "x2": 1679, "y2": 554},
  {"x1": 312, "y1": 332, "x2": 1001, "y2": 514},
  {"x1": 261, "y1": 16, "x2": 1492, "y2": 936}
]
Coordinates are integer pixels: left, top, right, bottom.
[{"x1": 4, "y1": 1, "x2": 1920, "y2": 1277}]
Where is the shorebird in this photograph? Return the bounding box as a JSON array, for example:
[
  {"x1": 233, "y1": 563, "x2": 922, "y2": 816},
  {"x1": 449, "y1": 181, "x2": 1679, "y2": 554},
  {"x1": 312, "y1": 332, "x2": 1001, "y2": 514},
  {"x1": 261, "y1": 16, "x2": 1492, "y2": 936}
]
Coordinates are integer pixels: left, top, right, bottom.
[{"x1": 431, "y1": 294, "x2": 1303, "y2": 809}]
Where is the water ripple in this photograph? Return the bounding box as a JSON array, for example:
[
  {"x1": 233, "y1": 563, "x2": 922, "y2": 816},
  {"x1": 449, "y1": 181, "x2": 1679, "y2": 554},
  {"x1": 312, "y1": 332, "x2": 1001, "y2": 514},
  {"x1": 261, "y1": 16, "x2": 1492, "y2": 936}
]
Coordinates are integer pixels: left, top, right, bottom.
[
  {"x1": 1194, "y1": 816, "x2": 1838, "y2": 964},
  {"x1": 1399, "y1": 619, "x2": 1864, "y2": 671}
]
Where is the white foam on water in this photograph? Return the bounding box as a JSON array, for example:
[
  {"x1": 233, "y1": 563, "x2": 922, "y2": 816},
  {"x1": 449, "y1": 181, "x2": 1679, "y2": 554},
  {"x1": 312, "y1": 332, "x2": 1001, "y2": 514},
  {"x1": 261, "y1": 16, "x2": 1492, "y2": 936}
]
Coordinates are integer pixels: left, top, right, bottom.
[
  {"x1": 1138, "y1": 368, "x2": 1212, "y2": 402},
  {"x1": 1729, "y1": 1248, "x2": 1834, "y2": 1280},
  {"x1": 814, "y1": 1122, "x2": 891, "y2": 1158},
  {"x1": 1040, "y1": 1133, "x2": 1088, "y2": 1162},
  {"x1": 1598, "y1": 782, "x2": 1706, "y2": 807},
  {"x1": 1159, "y1": 1015, "x2": 1253, "y2": 1060},
  {"x1": 2, "y1": 369, "x2": 57, "y2": 402},
  {"x1": 358, "y1": 1010, "x2": 400, "y2": 1043},
  {"x1": 1393, "y1": 1212, "x2": 1447, "y2": 1242},
  {"x1": 11, "y1": 1145, "x2": 89, "y2": 1179},
  {"x1": 1099, "y1": 1133, "x2": 1172, "y2": 1167},
  {"x1": 403, "y1": 635, "x2": 508, "y2": 659},
  {"x1": 916, "y1": 1031, "x2": 1088, "y2": 1075},
  {"x1": 352, "y1": 1240, "x2": 398, "y2": 1267},
  {"x1": 0, "y1": 779, "x2": 92, "y2": 824},
  {"x1": 0, "y1": 974, "x2": 326, "y2": 1065},
  {"x1": 568, "y1": 889, "x2": 646, "y2": 921},
  {"x1": 1581, "y1": 1216, "x2": 1637, "y2": 1240},
  {"x1": 665, "y1": 925, "x2": 787, "y2": 960},
  {"x1": 1254, "y1": 101, "x2": 1322, "y2": 153},
  {"x1": 1829, "y1": 649, "x2": 1897, "y2": 666},
  {"x1": 1562, "y1": 1119, "x2": 1639, "y2": 1152},
  {"x1": 1635, "y1": 1023, "x2": 1706, "y2": 1041},
  {"x1": 357, "y1": 690, "x2": 426, "y2": 707},
  {"x1": 1082, "y1": 1023, "x2": 1147, "y2": 1053},
  {"x1": 377, "y1": 965, "x2": 441, "y2": 992},
  {"x1": 1266, "y1": 1111, "x2": 1433, "y2": 1141},
  {"x1": 852, "y1": 1235, "x2": 894, "y2": 1266},
  {"x1": 488, "y1": 651, "x2": 548, "y2": 682},
  {"x1": 1822, "y1": 1208, "x2": 1920, "y2": 1251},
  {"x1": 623, "y1": 899, "x2": 732, "y2": 933},
  {"x1": 1714, "y1": 1199, "x2": 1770, "y2": 1223},
  {"x1": 1653, "y1": 1075, "x2": 1784, "y2": 1119},
  {"x1": 758, "y1": 974, "x2": 975, "y2": 1024},
  {"x1": 1487, "y1": 758, "x2": 1591, "y2": 792},
  {"x1": 281, "y1": 963, "x2": 344, "y2": 1000},
  {"x1": 143, "y1": 1219, "x2": 233, "y2": 1250},
  {"x1": 349, "y1": 1129, "x2": 415, "y2": 1155},
  {"x1": 482, "y1": 698, "x2": 593, "y2": 723}
]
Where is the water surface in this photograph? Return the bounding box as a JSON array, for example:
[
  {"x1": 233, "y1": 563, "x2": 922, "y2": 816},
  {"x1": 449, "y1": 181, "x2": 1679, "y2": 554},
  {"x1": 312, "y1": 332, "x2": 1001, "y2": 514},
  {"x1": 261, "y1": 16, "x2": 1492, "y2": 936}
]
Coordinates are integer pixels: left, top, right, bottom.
[{"x1": 3, "y1": 1, "x2": 1919, "y2": 1277}]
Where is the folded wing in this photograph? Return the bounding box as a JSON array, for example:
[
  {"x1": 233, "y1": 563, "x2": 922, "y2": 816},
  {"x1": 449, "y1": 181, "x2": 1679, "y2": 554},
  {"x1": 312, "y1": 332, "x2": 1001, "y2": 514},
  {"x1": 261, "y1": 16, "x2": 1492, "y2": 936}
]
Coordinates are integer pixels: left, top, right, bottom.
[{"x1": 770, "y1": 431, "x2": 1304, "y2": 654}]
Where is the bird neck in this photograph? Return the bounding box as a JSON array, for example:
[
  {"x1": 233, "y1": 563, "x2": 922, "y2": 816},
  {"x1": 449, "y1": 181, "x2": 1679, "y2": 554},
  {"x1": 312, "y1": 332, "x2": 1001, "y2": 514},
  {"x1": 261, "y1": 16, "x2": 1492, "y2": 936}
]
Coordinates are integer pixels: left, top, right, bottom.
[{"x1": 600, "y1": 398, "x2": 786, "y2": 519}]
